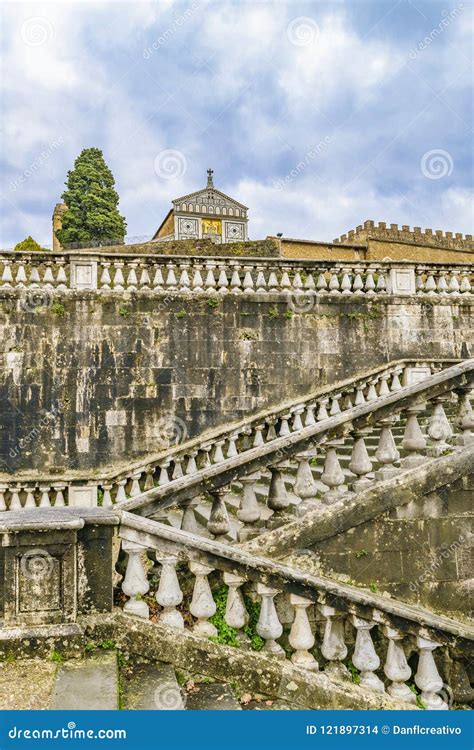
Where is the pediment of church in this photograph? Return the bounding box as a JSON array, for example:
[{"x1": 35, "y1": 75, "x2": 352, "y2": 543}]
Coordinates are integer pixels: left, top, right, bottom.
[{"x1": 173, "y1": 187, "x2": 248, "y2": 213}]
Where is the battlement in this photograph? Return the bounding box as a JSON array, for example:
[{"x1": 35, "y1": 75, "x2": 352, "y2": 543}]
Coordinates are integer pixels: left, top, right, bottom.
[{"x1": 333, "y1": 220, "x2": 474, "y2": 252}]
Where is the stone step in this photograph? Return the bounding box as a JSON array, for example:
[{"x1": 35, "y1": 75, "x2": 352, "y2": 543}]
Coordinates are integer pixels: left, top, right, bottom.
[
  {"x1": 185, "y1": 681, "x2": 242, "y2": 710},
  {"x1": 123, "y1": 662, "x2": 185, "y2": 710},
  {"x1": 49, "y1": 651, "x2": 118, "y2": 710}
]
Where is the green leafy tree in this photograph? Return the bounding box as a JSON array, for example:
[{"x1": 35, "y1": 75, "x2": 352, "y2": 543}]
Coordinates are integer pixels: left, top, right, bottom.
[
  {"x1": 14, "y1": 236, "x2": 45, "y2": 252},
  {"x1": 56, "y1": 148, "x2": 126, "y2": 246}
]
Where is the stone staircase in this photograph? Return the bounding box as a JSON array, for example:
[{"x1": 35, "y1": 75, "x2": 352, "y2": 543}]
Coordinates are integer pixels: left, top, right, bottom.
[{"x1": 0, "y1": 651, "x2": 300, "y2": 711}]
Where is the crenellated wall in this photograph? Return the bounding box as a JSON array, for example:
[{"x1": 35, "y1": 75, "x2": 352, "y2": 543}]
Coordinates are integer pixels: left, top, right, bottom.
[{"x1": 0, "y1": 289, "x2": 472, "y2": 476}]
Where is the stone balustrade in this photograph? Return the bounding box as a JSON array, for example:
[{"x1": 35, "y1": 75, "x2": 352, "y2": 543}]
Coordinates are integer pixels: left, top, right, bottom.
[
  {"x1": 0, "y1": 251, "x2": 473, "y2": 296},
  {"x1": 0, "y1": 359, "x2": 461, "y2": 512},
  {"x1": 118, "y1": 510, "x2": 474, "y2": 709},
  {"x1": 116, "y1": 359, "x2": 473, "y2": 541}
]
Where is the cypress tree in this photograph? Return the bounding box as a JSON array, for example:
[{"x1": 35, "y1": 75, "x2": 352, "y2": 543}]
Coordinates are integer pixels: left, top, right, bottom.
[{"x1": 56, "y1": 148, "x2": 126, "y2": 246}]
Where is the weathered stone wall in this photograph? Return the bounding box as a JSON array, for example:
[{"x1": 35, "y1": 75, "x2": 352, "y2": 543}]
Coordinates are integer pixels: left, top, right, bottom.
[
  {"x1": 0, "y1": 291, "x2": 472, "y2": 474},
  {"x1": 310, "y1": 474, "x2": 473, "y2": 618}
]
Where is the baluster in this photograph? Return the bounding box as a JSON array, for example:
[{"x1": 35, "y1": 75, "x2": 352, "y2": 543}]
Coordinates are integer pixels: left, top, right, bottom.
[
  {"x1": 178, "y1": 264, "x2": 191, "y2": 293},
  {"x1": 130, "y1": 472, "x2": 142, "y2": 496},
  {"x1": 53, "y1": 483, "x2": 66, "y2": 507},
  {"x1": 316, "y1": 272, "x2": 328, "y2": 293},
  {"x1": 189, "y1": 562, "x2": 217, "y2": 636},
  {"x1": 352, "y1": 271, "x2": 364, "y2": 295},
  {"x1": 366, "y1": 381, "x2": 378, "y2": 401},
  {"x1": 390, "y1": 370, "x2": 402, "y2": 392},
  {"x1": 199, "y1": 444, "x2": 212, "y2": 469},
  {"x1": 185, "y1": 451, "x2": 198, "y2": 475},
  {"x1": 291, "y1": 406, "x2": 304, "y2": 432},
  {"x1": 56, "y1": 260, "x2": 67, "y2": 290},
  {"x1": 292, "y1": 271, "x2": 303, "y2": 293},
  {"x1": 192, "y1": 265, "x2": 204, "y2": 292},
  {"x1": 237, "y1": 472, "x2": 262, "y2": 538},
  {"x1": 39, "y1": 485, "x2": 51, "y2": 508},
  {"x1": 156, "y1": 555, "x2": 184, "y2": 629},
  {"x1": 376, "y1": 270, "x2": 386, "y2": 293},
  {"x1": 321, "y1": 441, "x2": 346, "y2": 503},
  {"x1": 319, "y1": 604, "x2": 349, "y2": 680},
  {"x1": 126, "y1": 262, "x2": 138, "y2": 290},
  {"x1": 252, "y1": 425, "x2": 265, "y2": 447},
  {"x1": 207, "y1": 487, "x2": 230, "y2": 537},
  {"x1": 437, "y1": 271, "x2": 448, "y2": 295},
  {"x1": 329, "y1": 394, "x2": 341, "y2": 416},
  {"x1": 340, "y1": 269, "x2": 352, "y2": 294},
  {"x1": 350, "y1": 615, "x2": 385, "y2": 693},
  {"x1": 223, "y1": 573, "x2": 248, "y2": 635},
  {"x1": 304, "y1": 272, "x2": 316, "y2": 293},
  {"x1": 158, "y1": 461, "x2": 170, "y2": 485},
  {"x1": 293, "y1": 450, "x2": 318, "y2": 516},
  {"x1": 9, "y1": 487, "x2": 22, "y2": 510},
  {"x1": 256, "y1": 584, "x2": 284, "y2": 657},
  {"x1": 378, "y1": 373, "x2": 391, "y2": 397},
  {"x1": 348, "y1": 427, "x2": 373, "y2": 491},
  {"x1": 354, "y1": 385, "x2": 366, "y2": 406},
  {"x1": 425, "y1": 273, "x2": 437, "y2": 294},
  {"x1": 304, "y1": 404, "x2": 316, "y2": 426},
  {"x1": 289, "y1": 594, "x2": 318, "y2": 670},
  {"x1": 16, "y1": 261, "x2": 27, "y2": 287},
  {"x1": 115, "y1": 479, "x2": 128, "y2": 503},
  {"x1": 328, "y1": 270, "x2": 340, "y2": 294},
  {"x1": 459, "y1": 272, "x2": 471, "y2": 294},
  {"x1": 153, "y1": 266, "x2": 165, "y2": 291},
  {"x1": 426, "y1": 396, "x2": 453, "y2": 456},
  {"x1": 365, "y1": 271, "x2": 376, "y2": 295},
  {"x1": 267, "y1": 465, "x2": 290, "y2": 512},
  {"x1": 448, "y1": 272, "x2": 460, "y2": 295},
  {"x1": 101, "y1": 482, "x2": 113, "y2": 507},
  {"x1": 278, "y1": 414, "x2": 291, "y2": 437},
  {"x1": 280, "y1": 269, "x2": 291, "y2": 292},
  {"x1": 24, "y1": 486, "x2": 37, "y2": 509},
  {"x1": 172, "y1": 457, "x2": 184, "y2": 480},
  {"x1": 204, "y1": 263, "x2": 217, "y2": 291},
  {"x1": 139, "y1": 264, "x2": 151, "y2": 289},
  {"x1": 113, "y1": 262, "x2": 125, "y2": 291},
  {"x1": 226, "y1": 433, "x2": 239, "y2": 459},
  {"x1": 0, "y1": 485, "x2": 7, "y2": 511},
  {"x1": 29, "y1": 264, "x2": 41, "y2": 286},
  {"x1": 165, "y1": 263, "x2": 178, "y2": 291},
  {"x1": 383, "y1": 626, "x2": 415, "y2": 703},
  {"x1": 121, "y1": 541, "x2": 150, "y2": 618},
  {"x1": 144, "y1": 469, "x2": 155, "y2": 490},
  {"x1": 375, "y1": 416, "x2": 400, "y2": 479},
  {"x1": 242, "y1": 266, "x2": 254, "y2": 293},
  {"x1": 401, "y1": 403, "x2": 427, "y2": 468},
  {"x1": 267, "y1": 269, "x2": 279, "y2": 292},
  {"x1": 43, "y1": 262, "x2": 54, "y2": 287},
  {"x1": 230, "y1": 265, "x2": 242, "y2": 293},
  {"x1": 100, "y1": 262, "x2": 111, "y2": 290},
  {"x1": 316, "y1": 398, "x2": 329, "y2": 421},
  {"x1": 1, "y1": 260, "x2": 13, "y2": 288},
  {"x1": 217, "y1": 266, "x2": 229, "y2": 293},
  {"x1": 212, "y1": 440, "x2": 225, "y2": 463},
  {"x1": 265, "y1": 420, "x2": 278, "y2": 441},
  {"x1": 415, "y1": 635, "x2": 448, "y2": 709},
  {"x1": 256, "y1": 268, "x2": 267, "y2": 293},
  {"x1": 454, "y1": 388, "x2": 474, "y2": 445}
]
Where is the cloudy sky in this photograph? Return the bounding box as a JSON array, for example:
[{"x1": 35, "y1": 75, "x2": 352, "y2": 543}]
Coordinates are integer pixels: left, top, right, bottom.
[{"x1": 1, "y1": 0, "x2": 472, "y2": 247}]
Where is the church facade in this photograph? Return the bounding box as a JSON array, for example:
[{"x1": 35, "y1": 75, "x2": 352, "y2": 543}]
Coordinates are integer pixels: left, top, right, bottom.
[{"x1": 153, "y1": 169, "x2": 249, "y2": 244}]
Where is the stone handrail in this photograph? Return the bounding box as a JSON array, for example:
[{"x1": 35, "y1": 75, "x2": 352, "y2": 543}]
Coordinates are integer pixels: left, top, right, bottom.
[
  {"x1": 117, "y1": 359, "x2": 474, "y2": 532},
  {"x1": 0, "y1": 358, "x2": 461, "y2": 511},
  {"x1": 118, "y1": 509, "x2": 473, "y2": 708},
  {"x1": 1, "y1": 250, "x2": 473, "y2": 295}
]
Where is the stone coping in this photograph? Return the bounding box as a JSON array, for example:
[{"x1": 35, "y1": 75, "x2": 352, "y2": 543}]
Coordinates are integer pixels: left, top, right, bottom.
[{"x1": 0, "y1": 507, "x2": 119, "y2": 532}]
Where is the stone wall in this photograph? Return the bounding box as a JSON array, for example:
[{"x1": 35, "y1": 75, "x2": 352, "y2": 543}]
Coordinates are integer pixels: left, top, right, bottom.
[
  {"x1": 0, "y1": 291, "x2": 472, "y2": 474},
  {"x1": 311, "y1": 474, "x2": 473, "y2": 618}
]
